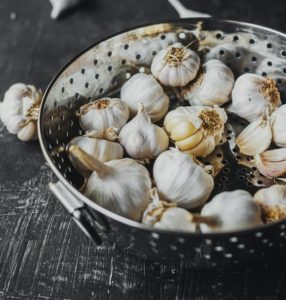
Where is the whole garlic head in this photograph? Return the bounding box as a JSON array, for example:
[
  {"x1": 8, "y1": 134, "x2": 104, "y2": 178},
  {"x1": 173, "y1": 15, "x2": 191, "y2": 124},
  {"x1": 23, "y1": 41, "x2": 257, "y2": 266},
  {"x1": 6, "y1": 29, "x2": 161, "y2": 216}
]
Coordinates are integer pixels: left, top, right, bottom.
[
  {"x1": 153, "y1": 148, "x2": 214, "y2": 209},
  {"x1": 79, "y1": 98, "x2": 129, "y2": 132},
  {"x1": 164, "y1": 105, "x2": 227, "y2": 157},
  {"x1": 200, "y1": 190, "x2": 262, "y2": 233},
  {"x1": 182, "y1": 59, "x2": 234, "y2": 106},
  {"x1": 69, "y1": 145, "x2": 152, "y2": 221},
  {"x1": 254, "y1": 185, "x2": 286, "y2": 223},
  {"x1": 271, "y1": 104, "x2": 286, "y2": 147},
  {"x1": 151, "y1": 43, "x2": 200, "y2": 87},
  {"x1": 120, "y1": 73, "x2": 169, "y2": 122},
  {"x1": 229, "y1": 74, "x2": 281, "y2": 122},
  {"x1": 119, "y1": 104, "x2": 169, "y2": 159}
]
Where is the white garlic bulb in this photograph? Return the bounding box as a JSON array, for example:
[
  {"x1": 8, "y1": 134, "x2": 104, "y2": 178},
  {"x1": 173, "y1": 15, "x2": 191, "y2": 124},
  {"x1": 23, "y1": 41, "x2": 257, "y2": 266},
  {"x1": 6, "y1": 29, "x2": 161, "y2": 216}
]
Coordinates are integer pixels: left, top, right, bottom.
[
  {"x1": 153, "y1": 148, "x2": 214, "y2": 209},
  {"x1": 229, "y1": 74, "x2": 281, "y2": 122},
  {"x1": 79, "y1": 98, "x2": 129, "y2": 132},
  {"x1": 142, "y1": 188, "x2": 196, "y2": 232},
  {"x1": 49, "y1": 0, "x2": 82, "y2": 19},
  {"x1": 120, "y1": 73, "x2": 169, "y2": 122},
  {"x1": 200, "y1": 190, "x2": 262, "y2": 233},
  {"x1": 254, "y1": 185, "x2": 286, "y2": 223},
  {"x1": 0, "y1": 83, "x2": 42, "y2": 141},
  {"x1": 151, "y1": 43, "x2": 200, "y2": 87},
  {"x1": 182, "y1": 59, "x2": 234, "y2": 106},
  {"x1": 119, "y1": 104, "x2": 169, "y2": 159},
  {"x1": 69, "y1": 145, "x2": 152, "y2": 221},
  {"x1": 271, "y1": 104, "x2": 286, "y2": 147},
  {"x1": 164, "y1": 105, "x2": 227, "y2": 157}
]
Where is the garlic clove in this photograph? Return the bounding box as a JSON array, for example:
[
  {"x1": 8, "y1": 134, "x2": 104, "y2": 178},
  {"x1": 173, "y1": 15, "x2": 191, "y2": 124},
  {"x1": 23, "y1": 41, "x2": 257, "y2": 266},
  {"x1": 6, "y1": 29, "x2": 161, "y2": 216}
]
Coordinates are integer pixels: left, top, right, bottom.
[
  {"x1": 271, "y1": 104, "x2": 286, "y2": 147},
  {"x1": 185, "y1": 135, "x2": 216, "y2": 157},
  {"x1": 17, "y1": 121, "x2": 37, "y2": 142},
  {"x1": 170, "y1": 120, "x2": 199, "y2": 141},
  {"x1": 49, "y1": 0, "x2": 82, "y2": 19},
  {"x1": 175, "y1": 130, "x2": 203, "y2": 151}
]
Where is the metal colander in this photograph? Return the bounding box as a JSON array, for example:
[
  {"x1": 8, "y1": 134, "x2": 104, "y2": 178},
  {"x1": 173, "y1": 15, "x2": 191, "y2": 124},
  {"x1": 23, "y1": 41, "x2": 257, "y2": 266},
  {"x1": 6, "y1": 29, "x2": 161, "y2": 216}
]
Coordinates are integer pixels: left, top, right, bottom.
[{"x1": 38, "y1": 19, "x2": 286, "y2": 268}]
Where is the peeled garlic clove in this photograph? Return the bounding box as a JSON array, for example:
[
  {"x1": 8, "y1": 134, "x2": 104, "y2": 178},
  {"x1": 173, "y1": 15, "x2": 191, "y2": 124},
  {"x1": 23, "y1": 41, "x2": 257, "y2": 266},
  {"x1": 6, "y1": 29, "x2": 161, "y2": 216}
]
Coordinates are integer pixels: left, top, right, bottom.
[
  {"x1": 254, "y1": 185, "x2": 286, "y2": 223},
  {"x1": 120, "y1": 73, "x2": 169, "y2": 122},
  {"x1": 49, "y1": 0, "x2": 82, "y2": 19},
  {"x1": 153, "y1": 148, "x2": 214, "y2": 209},
  {"x1": 17, "y1": 121, "x2": 37, "y2": 142},
  {"x1": 271, "y1": 104, "x2": 286, "y2": 147},
  {"x1": 119, "y1": 104, "x2": 169, "y2": 159},
  {"x1": 229, "y1": 74, "x2": 281, "y2": 122},
  {"x1": 200, "y1": 190, "x2": 262, "y2": 233},
  {"x1": 151, "y1": 42, "x2": 200, "y2": 87},
  {"x1": 79, "y1": 98, "x2": 129, "y2": 132},
  {"x1": 182, "y1": 59, "x2": 234, "y2": 106},
  {"x1": 236, "y1": 116, "x2": 272, "y2": 155},
  {"x1": 255, "y1": 148, "x2": 286, "y2": 178},
  {"x1": 69, "y1": 145, "x2": 152, "y2": 221}
]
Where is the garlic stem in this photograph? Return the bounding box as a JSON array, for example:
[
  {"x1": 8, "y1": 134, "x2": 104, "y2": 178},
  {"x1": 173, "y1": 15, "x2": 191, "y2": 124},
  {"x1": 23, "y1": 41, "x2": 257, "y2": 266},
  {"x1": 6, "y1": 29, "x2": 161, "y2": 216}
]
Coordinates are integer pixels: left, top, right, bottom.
[{"x1": 191, "y1": 214, "x2": 219, "y2": 227}]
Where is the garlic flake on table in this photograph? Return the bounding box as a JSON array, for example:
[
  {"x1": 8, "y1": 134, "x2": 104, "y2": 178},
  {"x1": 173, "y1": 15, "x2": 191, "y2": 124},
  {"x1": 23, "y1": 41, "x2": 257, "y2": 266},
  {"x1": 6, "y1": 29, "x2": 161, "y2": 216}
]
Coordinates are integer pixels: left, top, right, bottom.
[
  {"x1": 271, "y1": 104, "x2": 286, "y2": 147},
  {"x1": 119, "y1": 104, "x2": 169, "y2": 160},
  {"x1": 182, "y1": 59, "x2": 234, "y2": 106},
  {"x1": 49, "y1": 0, "x2": 82, "y2": 19},
  {"x1": 69, "y1": 145, "x2": 152, "y2": 221},
  {"x1": 153, "y1": 148, "x2": 214, "y2": 209},
  {"x1": 229, "y1": 74, "x2": 281, "y2": 122},
  {"x1": 78, "y1": 98, "x2": 129, "y2": 133},
  {"x1": 151, "y1": 42, "x2": 200, "y2": 87},
  {"x1": 120, "y1": 73, "x2": 169, "y2": 122},
  {"x1": 0, "y1": 83, "x2": 42, "y2": 141},
  {"x1": 164, "y1": 105, "x2": 227, "y2": 157}
]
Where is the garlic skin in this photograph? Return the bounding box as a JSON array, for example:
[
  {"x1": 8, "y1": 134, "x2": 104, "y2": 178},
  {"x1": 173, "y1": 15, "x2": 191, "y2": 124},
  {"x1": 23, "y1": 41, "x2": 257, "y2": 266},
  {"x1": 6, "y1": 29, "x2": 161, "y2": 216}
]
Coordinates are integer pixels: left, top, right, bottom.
[
  {"x1": 200, "y1": 190, "x2": 262, "y2": 233},
  {"x1": 254, "y1": 185, "x2": 286, "y2": 223},
  {"x1": 120, "y1": 73, "x2": 169, "y2": 122},
  {"x1": 79, "y1": 98, "x2": 129, "y2": 133},
  {"x1": 271, "y1": 105, "x2": 286, "y2": 147},
  {"x1": 151, "y1": 42, "x2": 200, "y2": 87},
  {"x1": 119, "y1": 104, "x2": 169, "y2": 159},
  {"x1": 229, "y1": 74, "x2": 281, "y2": 122},
  {"x1": 182, "y1": 59, "x2": 234, "y2": 106},
  {"x1": 153, "y1": 148, "x2": 214, "y2": 209},
  {"x1": 69, "y1": 145, "x2": 152, "y2": 221},
  {"x1": 164, "y1": 105, "x2": 227, "y2": 157},
  {"x1": 49, "y1": 0, "x2": 82, "y2": 19}
]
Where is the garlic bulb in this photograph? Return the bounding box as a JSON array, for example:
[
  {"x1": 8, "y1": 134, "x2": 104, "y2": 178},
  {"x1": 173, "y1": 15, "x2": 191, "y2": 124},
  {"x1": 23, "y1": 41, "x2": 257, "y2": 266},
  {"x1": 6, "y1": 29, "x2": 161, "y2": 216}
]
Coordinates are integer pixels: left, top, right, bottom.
[
  {"x1": 69, "y1": 145, "x2": 152, "y2": 221},
  {"x1": 236, "y1": 115, "x2": 272, "y2": 156},
  {"x1": 254, "y1": 185, "x2": 286, "y2": 223},
  {"x1": 200, "y1": 190, "x2": 262, "y2": 233},
  {"x1": 271, "y1": 105, "x2": 286, "y2": 147},
  {"x1": 164, "y1": 105, "x2": 227, "y2": 157},
  {"x1": 142, "y1": 188, "x2": 196, "y2": 232},
  {"x1": 49, "y1": 0, "x2": 82, "y2": 19},
  {"x1": 229, "y1": 74, "x2": 281, "y2": 122},
  {"x1": 182, "y1": 59, "x2": 234, "y2": 106},
  {"x1": 119, "y1": 104, "x2": 169, "y2": 159},
  {"x1": 79, "y1": 98, "x2": 129, "y2": 132},
  {"x1": 151, "y1": 43, "x2": 200, "y2": 87},
  {"x1": 120, "y1": 73, "x2": 169, "y2": 122},
  {"x1": 0, "y1": 83, "x2": 42, "y2": 141},
  {"x1": 153, "y1": 148, "x2": 214, "y2": 209}
]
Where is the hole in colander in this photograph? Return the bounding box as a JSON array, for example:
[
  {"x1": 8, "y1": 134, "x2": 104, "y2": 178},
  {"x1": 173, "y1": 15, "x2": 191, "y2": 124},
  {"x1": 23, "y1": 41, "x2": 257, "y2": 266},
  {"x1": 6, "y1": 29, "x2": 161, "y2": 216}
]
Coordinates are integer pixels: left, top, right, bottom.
[
  {"x1": 283, "y1": 68, "x2": 286, "y2": 74},
  {"x1": 136, "y1": 54, "x2": 141, "y2": 60},
  {"x1": 121, "y1": 59, "x2": 126, "y2": 65},
  {"x1": 107, "y1": 66, "x2": 112, "y2": 72},
  {"x1": 262, "y1": 72, "x2": 267, "y2": 77},
  {"x1": 152, "y1": 50, "x2": 157, "y2": 56},
  {"x1": 93, "y1": 59, "x2": 98, "y2": 65},
  {"x1": 249, "y1": 39, "x2": 255, "y2": 44},
  {"x1": 233, "y1": 35, "x2": 239, "y2": 41},
  {"x1": 54, "y1": 101, "x2": 58, "y2": 107},
  {"x1": 267, "y1": 43, "x2": 272, "y2": 49},
  {"x1": 107, "y1": 51, "x2": 112, "y2": 57},
  {"x1": 216, "y1": 32, "x2": 223, "y2": 39},
  {"x1": 244, "y1": 67, "x2": 250, "y2": 73},
  {"x1": 85, "y1": 82, "x2": 89, "y2": 88},
  {"x1": 267, "y1": 61, "x2": 272, "y2": 66},
  {"x1": 81, "y1": 68, "x2": 85, "y2": 74},
  {"x1": 61, "y1": 87, "x2": 65, "y2": 93},
  {"x1": 69, "y1": 78, "x2": 73, "y2": 84},
  {"x1": 277, "y1": 79, "x2": 282, "y2": 85},
  {"x1": 124, "y1": 44, "x2": 129, "y2": 50},
  {"x1": 251, "y1": 56, "x2": 257, "y2": 62},
  {"x1": 281, "y1": 50, "x2": 286, "y2": 56},
  {"x1": 160, "y1": 34, "x2": 166, "y2": 40},
  {"x1": 235, "y1": 52, "x2": 241, "y2": 58},
  {"x1": 219, "y1": 49, "x2": 225, "y2": 56},
  {"x1": 95, "y1": 73, "x2": 99, "y2": 79},
  {"x1": 216, "y1": 153, "x2": 223, "y2": 158},
  {"x1": 99, "y1": 88, "x2": 104, "y2": 93}
]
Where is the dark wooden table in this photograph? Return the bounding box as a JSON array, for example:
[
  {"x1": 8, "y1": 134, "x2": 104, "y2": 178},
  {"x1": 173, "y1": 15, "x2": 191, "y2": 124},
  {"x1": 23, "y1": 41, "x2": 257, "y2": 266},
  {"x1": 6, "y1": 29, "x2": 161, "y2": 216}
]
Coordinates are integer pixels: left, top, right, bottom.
[{"x1": 1, "y1": 0, "x2": 286, "y2": 299}]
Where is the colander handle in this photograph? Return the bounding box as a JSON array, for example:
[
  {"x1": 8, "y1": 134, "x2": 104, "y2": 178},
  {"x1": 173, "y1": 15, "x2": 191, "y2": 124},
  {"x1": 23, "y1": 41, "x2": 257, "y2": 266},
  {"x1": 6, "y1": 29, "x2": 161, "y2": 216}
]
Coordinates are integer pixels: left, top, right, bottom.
[{"x1": 49, "y1": 181, "x2": 102, "y2": 245}]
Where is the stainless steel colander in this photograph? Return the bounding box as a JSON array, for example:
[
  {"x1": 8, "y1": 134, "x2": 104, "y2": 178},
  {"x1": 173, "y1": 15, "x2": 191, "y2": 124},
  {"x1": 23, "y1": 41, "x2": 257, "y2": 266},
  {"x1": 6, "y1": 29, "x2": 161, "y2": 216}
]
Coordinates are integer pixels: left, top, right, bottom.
[{"x1": 38, "y1": 19, "x2": 286, "y2": 268}]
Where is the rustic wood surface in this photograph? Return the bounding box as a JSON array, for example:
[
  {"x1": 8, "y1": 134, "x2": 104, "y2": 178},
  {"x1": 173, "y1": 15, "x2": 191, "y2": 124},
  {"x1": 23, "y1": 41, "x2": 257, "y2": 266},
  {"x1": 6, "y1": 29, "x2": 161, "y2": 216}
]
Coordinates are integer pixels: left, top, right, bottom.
[{"x1": 1, "y1": 0, "x2": 286, "y2": 299}]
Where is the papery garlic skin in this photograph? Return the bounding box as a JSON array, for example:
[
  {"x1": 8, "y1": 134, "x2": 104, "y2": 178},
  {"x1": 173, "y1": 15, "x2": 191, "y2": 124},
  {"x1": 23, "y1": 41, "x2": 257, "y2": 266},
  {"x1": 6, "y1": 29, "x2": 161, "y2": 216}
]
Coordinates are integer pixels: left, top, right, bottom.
[
  {"x1": 49, "y1": 0, "x2": 82, "y2": 19},
  {"x1": 200, "y1": 190, "x2": 262, "y2": 233},
  {"x1": 151, "y1": 43, "x2": 200, "y2": 87},
  {"x1": 79, "y1": 98, "x2": 129, "y2": 132},
  {"x1": 182, "y1": 59, "x2": 234, "y2": 106},
  {"x1": 229, "y1": 74, "x2": 281, "y2": 122},
  {"x1": 120, "y1": 73, "x2": 169, "y2": 122},
  {"x1": 119, "y1": 104, "x2": 169, "y2": 159},
  {"x1": 153, "y1": 148, "x2": 214, "y2": 209},
  {"x1": 271, "y1": 105, "x2": 286, "y2": 147}
]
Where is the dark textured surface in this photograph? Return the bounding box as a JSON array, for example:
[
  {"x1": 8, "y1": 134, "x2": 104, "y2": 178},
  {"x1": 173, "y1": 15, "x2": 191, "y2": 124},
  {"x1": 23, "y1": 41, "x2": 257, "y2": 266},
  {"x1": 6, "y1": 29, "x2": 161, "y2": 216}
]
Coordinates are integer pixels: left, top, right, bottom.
[{"x1": 1, "y1": 0, "x2": 286, "y2": 299}]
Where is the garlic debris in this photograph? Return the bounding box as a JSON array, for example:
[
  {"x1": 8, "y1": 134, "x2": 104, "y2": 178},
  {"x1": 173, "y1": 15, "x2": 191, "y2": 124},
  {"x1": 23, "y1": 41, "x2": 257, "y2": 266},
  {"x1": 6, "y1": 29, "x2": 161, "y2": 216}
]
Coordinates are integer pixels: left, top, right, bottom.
[
  {"x1": 151, "y1": 42, "x2": 200, "y2": 87},
  {"x1": 79, "y1": 98, "x2": 129, "y2": 133},
  {"x1": 120, "y1": 73, "x2": 169, "y2": 122},
  {"x1": 229, "y1": 74, "x2": 281, "y2": 122},
  {"x1": 153, "y1": 148, "x2": 214, "y2": 209},
  {"x1": 0, "y1": 83, "x2": 42, "y2": 141},
  {"x1": 164, "y1": 105, "x2": 227, "y2": 157},
  {"x1": 254, "y1": 185, "x2": 286, "y2": 223},
  {"x1": 200, "y1": 190, "x2": 262, "y2": 233},
  {"x1": 271, "y1": 104, "x2": 286, "y2": 147},
  {"x1": 182, "y1": 59, "x2": 234, "y2": 106},
  {"x1": 142, "y1": 188, "x2": 196, "y2": 232},
  {"x1": 49, "y1": 0, "x2": 82, "y2": 19},
  {"x1": 69, "y1": 145, "x2": 152, "y2": 221},
  {"x1": 255, "y1": 148, "x2": 286, "y2": 178},
  {"x1": 119, "y1": 104, "x2": 169, "y2": 159}
]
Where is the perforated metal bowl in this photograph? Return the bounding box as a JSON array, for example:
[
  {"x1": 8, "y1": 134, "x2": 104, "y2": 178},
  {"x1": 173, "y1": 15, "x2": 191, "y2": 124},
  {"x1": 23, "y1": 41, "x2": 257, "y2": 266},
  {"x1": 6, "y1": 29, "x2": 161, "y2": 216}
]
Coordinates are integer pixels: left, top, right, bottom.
[{"x1": 39, "y1": 19, "x2": 286, "y2": 268}]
